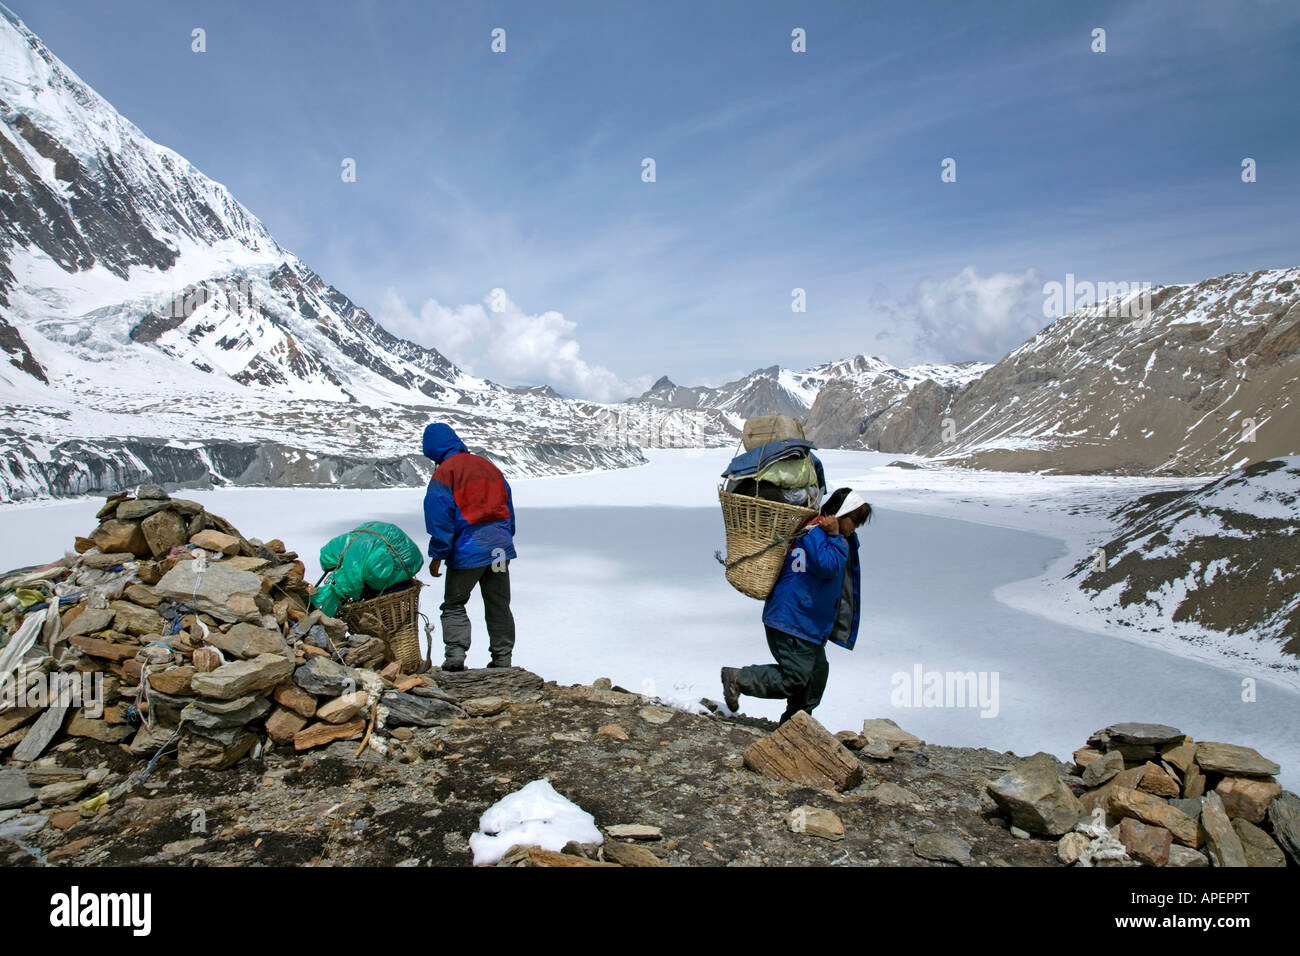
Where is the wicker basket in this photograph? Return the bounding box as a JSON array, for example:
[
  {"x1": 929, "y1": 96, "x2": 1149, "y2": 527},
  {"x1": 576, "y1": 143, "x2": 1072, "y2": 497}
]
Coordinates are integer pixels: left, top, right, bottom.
[
  {"x1": 337, "y1": 579, "x2": 424, "y2": 673},
  {"x1": 718, "y1": 487, "x2": 817, "y2": 600}
]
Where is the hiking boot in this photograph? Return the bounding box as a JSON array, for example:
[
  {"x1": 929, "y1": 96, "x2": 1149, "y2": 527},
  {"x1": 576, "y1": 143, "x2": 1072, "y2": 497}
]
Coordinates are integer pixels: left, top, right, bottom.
[
  {"x1": 720, "y1": 667, "x2": 741, "y2": 713},
  {"x1": 486, "y1": 659, "x2": 511, "y2": 669},
  {"x1": 441, "y1": 660, "x2": 466, "y2": 673}
]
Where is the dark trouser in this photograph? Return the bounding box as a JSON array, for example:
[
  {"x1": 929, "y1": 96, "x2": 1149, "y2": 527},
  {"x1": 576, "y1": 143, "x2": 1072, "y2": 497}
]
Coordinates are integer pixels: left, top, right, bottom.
[
  {"x1": 440, "y1": 563, "x2": 515, "y2": 666},
  {"x1": 736, "y1": 626, "x2": 829, "y2": 723}
]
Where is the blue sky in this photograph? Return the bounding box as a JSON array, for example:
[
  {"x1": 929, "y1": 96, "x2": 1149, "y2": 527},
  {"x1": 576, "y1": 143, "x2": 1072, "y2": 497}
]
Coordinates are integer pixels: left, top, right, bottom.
[{"x1": 19, "y1": 0, "x2": 1300, "y2": 399}]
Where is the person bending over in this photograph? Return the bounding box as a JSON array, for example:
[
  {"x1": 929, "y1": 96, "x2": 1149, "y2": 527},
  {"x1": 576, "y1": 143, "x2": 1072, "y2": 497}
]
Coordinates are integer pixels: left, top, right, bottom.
[{"x1": 721, "y1": 487, "x2": 870, "y2": 723}]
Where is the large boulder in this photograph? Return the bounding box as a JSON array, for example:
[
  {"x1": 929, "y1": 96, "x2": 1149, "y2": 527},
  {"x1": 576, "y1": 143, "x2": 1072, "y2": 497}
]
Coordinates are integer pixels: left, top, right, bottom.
[
  {"x1": 180, "y1": 695, "x2": 271, "y2": 731},
  {"x1": 91, "y1": 519, "x2": 148, "y2": 557},
  {"x1": 189, "y1": 654, "x2": 294, "y2": 700},
  {"x1": 1193, "y1": 742, "x2": 1281, "y2": 777},
  {"x1": 860, "y1": 718, "x2": 924, "y2": 750},
  {"x1": 1109, "y1": 787, "x2": 1200, "y2": 846},
  {"x1": 293, "y1": 657, "x2": 359, "y2": 697},
  {"x1": 1118, "y1": 818, "x2": 1172, "y2": 867},
  {"x1": 1082, "y1": 750, "x2": 1125, "y2": 787},
  {"x1": 116, "y1": 498, "x2": 171, "y2": 521},
  {"x1": 265, "y1": 706, "x2": 309, "y2": 745},
  {"x1": 273, "y1": 683, "x2": 317, "y2": 718},
  {"x1": 1231, "y1": 819, "x2": 1286, "y2": 867},
  {"x1": 141, "y1": 509, "x2": 188, "y2": 558},
  {"x1": 382, "y1": 690, "x2": 465, "y2": 726},
  {"x1": 144, "y1": 689, "x2": 196, "y2": 728},
  {"x1": 148, "y1": 666, "x2": 196, "y2": 696},
  {"x1": 1200, "y1": 792, "x2": 1248, "y2": 867},
  {"x1": 206, "y1": 623, "x2": 289, "y2": 660},
  {"x1": 987, "y1": 753, "x2": 1084, "y2": 836},
  {"x1": 0, "y1": 769, "x2": 35, "y2": 810},
  {"x1": 155, "y1": 562, "x2": 265, "y2": 623},
  {"x1": 190, "y1": 530, "x2": 241, "y2": 555},
  {"x1": 63, "y1": 607, "x2": 116, "y2": 638},
  {"x1": 108, "y1": 600, "x2": 164, "y2": 637},
  {"x1": 317, "y1": 691, "x2": 369, "y2": 724},
  {"x1": 177, "y1": 730, "x2": 258, "y2": 770},
  {"x1": 1215, "y1": 776, "x2": 1281, "y2": 824},
  {"x1": 1088, "y1": 723, "x2": 1185, "y2": 763},
  {"x1": 65, "y1": 711, "x2": 133, "y2": 743},
  {"x1": 1266, "y1": 790, "x2": 1300, "y2": 865}
]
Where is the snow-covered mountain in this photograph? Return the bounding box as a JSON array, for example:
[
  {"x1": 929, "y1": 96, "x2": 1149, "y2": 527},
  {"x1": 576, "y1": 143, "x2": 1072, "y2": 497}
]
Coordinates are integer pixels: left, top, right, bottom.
[
  {"x1": 0, "y1": 5, "x2": 736, "y2": 500},
  {"x1": 631, "y1": 355, "x2": 989, "y2": 446},
  {"x1": 918, "y1": 268, "x2": 1300, "y2": 475},
  {"x1": 1069, "y1": 456, "x2": 1300, "y2": 662},
  {"x1": 801, "y1": 355, "x2": 990, "y2": 451},
  {"x1": 632, "y1": 367, "x2": 820, "y2": 421}
]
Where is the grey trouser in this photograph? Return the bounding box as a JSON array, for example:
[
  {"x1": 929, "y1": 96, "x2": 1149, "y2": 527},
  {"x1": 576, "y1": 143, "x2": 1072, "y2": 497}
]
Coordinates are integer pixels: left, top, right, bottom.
[
  {"x1": 440, "y1": 563, "x2": 515, "y2": 665},
  {"x1": 736, "y1": 626, "x2": 829, "y2": 723}
]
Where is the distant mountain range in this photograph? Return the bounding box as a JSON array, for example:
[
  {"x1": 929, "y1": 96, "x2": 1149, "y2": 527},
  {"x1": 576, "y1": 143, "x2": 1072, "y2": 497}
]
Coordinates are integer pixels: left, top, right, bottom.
[
  {"x1": 630, "y1": 356, "x2": 992, "y2": 452},
  {"x1": 634, "y1": 268, "x2": 1300, "y2": 476},
  {"x1": 0, "y1": 4, "x2": 1296, "y2": 503},
  {"x1": 917, "y1": 268, "x2": 1300, "y2": 475}
]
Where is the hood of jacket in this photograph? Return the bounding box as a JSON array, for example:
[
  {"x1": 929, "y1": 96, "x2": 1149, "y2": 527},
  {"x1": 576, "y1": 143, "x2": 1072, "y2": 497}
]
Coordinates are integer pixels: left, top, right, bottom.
[{"x1": 422, "y1": 423, "x2": 468, "y2": 464}]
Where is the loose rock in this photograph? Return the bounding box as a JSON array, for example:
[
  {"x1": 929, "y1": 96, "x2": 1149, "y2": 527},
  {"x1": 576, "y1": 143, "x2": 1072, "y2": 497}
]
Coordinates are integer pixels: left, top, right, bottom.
[
  {"x1": 1199, "y1": 791, "x2": 1247, "y2": 867},
  {"x1": 913, "y1": 833, "x2": 971, "y2": 865},
  {"x1": 787, "y1": 806, "x2": 844, "y2": 841},
  {"x1": 1231, "y1": 818, "x2": 1286, "y2": 867},
  {"x1": 1214, "y1": 776, "x2": 1280, "y2": 824},
  {"x1": 987, "y1": 753, "x2": 1084, "y2": 836},
  {"x1": 1192, "y1": 741, "x2": 1281, "y2": 777},
  {"x1": 189, "y1": 654, "x2": 294, "y2": 700},
  {"x1": 1118, "y1": 817, "x2": 1172, "y2": 867}
]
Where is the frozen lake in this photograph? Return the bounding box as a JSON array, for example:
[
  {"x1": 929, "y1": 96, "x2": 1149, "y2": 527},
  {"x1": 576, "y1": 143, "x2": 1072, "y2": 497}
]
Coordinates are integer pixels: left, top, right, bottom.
[{"x1": 2, "y1": 449, "x2": 1296, "y2": 788}]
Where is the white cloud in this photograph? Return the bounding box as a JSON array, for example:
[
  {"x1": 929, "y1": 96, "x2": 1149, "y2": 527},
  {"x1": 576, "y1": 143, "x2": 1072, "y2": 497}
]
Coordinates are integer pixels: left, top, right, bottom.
[
  {"x1": 377, "y1": 289, "x2": 650, "y2": 402},
  {"x1": 868, "y1": 266, "x2": 1045, "y2": 364}
]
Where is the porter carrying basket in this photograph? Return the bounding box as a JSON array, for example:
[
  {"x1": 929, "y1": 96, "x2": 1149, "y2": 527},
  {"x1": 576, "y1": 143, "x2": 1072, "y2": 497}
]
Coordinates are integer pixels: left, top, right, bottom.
[
  {"x1": 337, "y1": 579, "x2": 425, "y2": 673},
  {"x1": 718, "y1": 487, "x2": 817, "y2": 600}
]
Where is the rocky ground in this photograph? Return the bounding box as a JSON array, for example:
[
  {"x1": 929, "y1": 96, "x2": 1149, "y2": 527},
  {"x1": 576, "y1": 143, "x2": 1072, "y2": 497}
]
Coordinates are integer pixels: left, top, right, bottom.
[{"x1": 4, "y1": 674, "x2": 1067, "y2": 868}]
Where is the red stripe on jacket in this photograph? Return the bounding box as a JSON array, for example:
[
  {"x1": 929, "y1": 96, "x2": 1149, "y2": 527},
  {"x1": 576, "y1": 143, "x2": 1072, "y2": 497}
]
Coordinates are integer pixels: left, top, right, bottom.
[{"x1": 431, "y1": 452, "x2": 511, "y2": 525}]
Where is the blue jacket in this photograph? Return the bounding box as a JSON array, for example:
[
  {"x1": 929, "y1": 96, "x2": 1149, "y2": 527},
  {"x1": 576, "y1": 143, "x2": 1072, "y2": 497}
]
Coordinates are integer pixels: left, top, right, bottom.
[
  {"x1": 422, "y1": 423, "x2": 517, "y2": 570},
  {"x1": 762, "y1": 525, "x2": 861, "y2": 650}
]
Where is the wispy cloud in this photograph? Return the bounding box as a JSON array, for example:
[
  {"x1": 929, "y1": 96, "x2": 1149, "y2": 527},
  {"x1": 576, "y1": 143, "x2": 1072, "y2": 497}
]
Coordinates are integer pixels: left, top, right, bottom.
[{"x1": 377, "y1": 288, "x2": 651, "y2": 401}]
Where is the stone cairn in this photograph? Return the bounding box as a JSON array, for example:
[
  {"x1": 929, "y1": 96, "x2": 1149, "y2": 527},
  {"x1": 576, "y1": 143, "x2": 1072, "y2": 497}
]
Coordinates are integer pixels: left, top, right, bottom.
[
  {"x1": 986, "y1": 721, "x2": 1298, "y2": 867},
  {"x1": 0, "y1": 485, "x2": 509, "y2": 823}
]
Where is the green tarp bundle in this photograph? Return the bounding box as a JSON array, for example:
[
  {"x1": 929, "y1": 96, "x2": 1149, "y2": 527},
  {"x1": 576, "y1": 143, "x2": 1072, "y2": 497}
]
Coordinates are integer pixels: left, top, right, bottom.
[
  {"x1": 756, "y1": 454, "x2": 820, "y2": 490},
  {"x1": 312, "y1": 521, "x2": 423, "y2": 617}
]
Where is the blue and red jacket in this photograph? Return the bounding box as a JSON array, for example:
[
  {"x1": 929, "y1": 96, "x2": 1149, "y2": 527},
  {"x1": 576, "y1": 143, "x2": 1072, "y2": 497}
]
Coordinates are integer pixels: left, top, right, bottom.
[{"x1": 422, "y1": 423, "x2": 517, "y2": 570}]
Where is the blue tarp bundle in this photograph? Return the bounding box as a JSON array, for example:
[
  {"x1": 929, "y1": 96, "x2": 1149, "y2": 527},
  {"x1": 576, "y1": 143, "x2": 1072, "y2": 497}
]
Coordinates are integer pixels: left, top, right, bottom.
[{"x1": 721, "y1": 439, "x2": 816, "y2": 479}]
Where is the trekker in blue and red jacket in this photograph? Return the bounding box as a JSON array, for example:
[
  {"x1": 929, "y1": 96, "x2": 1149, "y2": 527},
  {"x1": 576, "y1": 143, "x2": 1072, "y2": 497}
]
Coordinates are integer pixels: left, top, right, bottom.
[
  {"x1": 720, "y1": 488, "x2": 870, "y2": 724},
  {"x1": 422, "y1": 423, "x2": 517, "y2": 671}
]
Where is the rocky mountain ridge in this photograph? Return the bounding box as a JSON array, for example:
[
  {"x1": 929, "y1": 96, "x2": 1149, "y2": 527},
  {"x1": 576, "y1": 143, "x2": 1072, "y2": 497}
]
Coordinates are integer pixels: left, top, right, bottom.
[
  {"x1": 0, "y1": 6, "x2": 735, "y2": 502},
  {"x1": 917, "y1": 268, "x2": 1300, "y2": 475},
  {"x1": 1070, "y1": 455, "x2": 1300, "y2": 659},
  {"x1": 633, "y1": 355, "x2": 991, "y2": 449}
]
